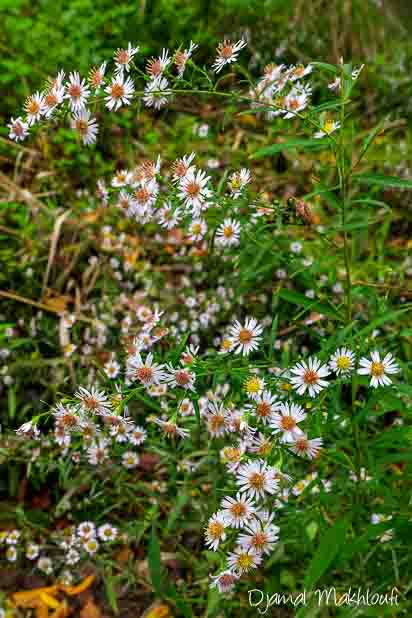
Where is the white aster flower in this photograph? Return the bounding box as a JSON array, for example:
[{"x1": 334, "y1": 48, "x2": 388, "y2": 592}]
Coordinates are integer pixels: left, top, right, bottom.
[
  {"x1": 122, "y1": 451, "x2": 140, "y2": 469},
  {"x1": 175, "y1": 41, "x2": 198, "y2": 78},
  {"x1": 26, "y1": 543, "x2": 40, "y2": 560},
  {"x1": 290, "y1": 434, "x2": 323, "y2": 460},
  {"x1": 105, "y1": 74, "x2": 135, "y2": 111},
  {"x1": 153, "y1": 417, "x2": 189, "y2": 439},
  {"x1": 188, "y1": 219, "x2": 208, "y2": 242},
  {"x1": 357, "y1": 351, "x2": 399, "y2": 387},
  {"x1": 212, "y1": 39, "x2": 247, "y2": 73},
  {"x1": 178, "y1": 168, "x2": 211, "y2": 213},
  {"x1": 210, "y1": 569, "x2": 239, "y2": 593},
  {"x1": 89, "y1": 62, "x2": 107, "y2": 91},
  {"x1": 289, "y1": 64, "x2": 313, "y2": 81},
  {"x1": 329, "y1": 347, "x2": 355, "y2": 376},
  {"x1": 289, "y1": 357, "x2": 330, "y2": 397},
  {"x1": 270, "y1": 402, "x2": 306, "y2": 443},
  {"x1": 220, "y1": 491, "x2": 256, "y2": 528},
  {"x1": 227, "y1": 546, "x2": 262, "y2": 574},
  {"x1": 98, "y1": 524, "x2": 118, "y2": 542},
  {"x1": 65, "y1": 72, "x2": 90, "y2": 112},
  {"x1": 205, "y1": 512, "x2": 228, "y2": 550},
  {"x1": 228, "y1": 168, "x2": 251, "y2": 198},
  {"x1": 228, "y1": 317, "x2": 263, "y2": 356},
  {"x1": 171, "y1": 152, "x2": 196, "y2": 184},
  {"x1": 114, "y1": 42, "x2": 139, "y2": 75},
  {"x1": 37, "y1": 556, "x2": 53, "y2": 574},
  {"x1": 216, "y1": 218, "x2": 241, "y2": 247},
  {"x1": 165, "y1": 366, "x2": 196, "y2": 391},
  {"x1": 157, "y1": 203, "x2": 182, "y2": 229},
  {"x1": 143, "y1": 77, "x2": 171, "y2": 110},
  {"x1": 245, "y1": 390, "x2": 280, "y2": 424},
  {"x1": 146, "y1": 48, "x2": 171, "y2": 78},
  {"x1": 236, "y1": 460, "x2": 279, "y2": 499},
  {"x1": 75, "y1": 386, "x2": 112, "y2": 415},
  {"x1": 71, "y1": 109, "x2": 98, "y2": 145},
  {"x1": 126, "y1": 352, "x2": 166, "y2": 387},
  {"x1": 238, "y1": 519, "x2": 279, "y2": 555},
  {"x1": 8, "y1": 117, "x2": 29, "y2": 142},
  {"x1": 206, "y1": 401, "x2": 229, "y2": 438},
  {"x1": 24, "y1": 92, "x2": 45, "y2": 125},
  {"x1": 314, "y1": 119, "x2": 340, "y2": 139}
]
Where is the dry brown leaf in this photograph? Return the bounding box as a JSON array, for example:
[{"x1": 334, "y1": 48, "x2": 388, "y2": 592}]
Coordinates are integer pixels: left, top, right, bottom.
[
  {"x1": 80, "y1": 597, "x2": 101, "y2": 618},
  {"x1": 44, "y1": 295, "x2": 70, "y2": 313}
]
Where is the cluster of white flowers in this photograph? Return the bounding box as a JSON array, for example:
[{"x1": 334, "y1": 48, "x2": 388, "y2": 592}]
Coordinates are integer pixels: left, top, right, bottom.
[
  {"x1": 0, "y1": 521, "x2": 120, "y2": 582},
  {"x1": 92, "y1": 154, "x2": 259, "y2": 253},
  {"x1": 13, "y1": 299, "x2": 402, "y2": 591},
  {"x1": 7, "y1": 38, "x2": 250, "y2": 146}
]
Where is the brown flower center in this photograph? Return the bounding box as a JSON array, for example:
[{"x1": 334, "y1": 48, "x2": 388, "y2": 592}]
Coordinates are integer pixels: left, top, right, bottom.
[
  {"x1": 256, "y1": 402, "x2": 271, "y2": 418},
  {"x1": 175, "y1": 370, "x2": 190, "y2": 386},
  {"x1": 68, "y1": 84, "x2": 81, "y2": 98},
  {"x1": 280, "y1": 415, "x2": 296, "y2": 431},
  {"x1": 238, "y1": 329, "x2": 252, "y2": 343},
  {"x1": 220, "y1": 43, "x2": 234, "y2": 59},
  {"x1": 230, "y1": 502, "x2": 246, "y2": 517},
  {"x1": 136, "y1": 366, "x2": 154, "y2": 383},
  {"x1": 251, "y1": 532, "x2": 267, "y2": 551},
  {"x1": 303, "y1": 369, "x2": 318, "y2": 385},
  {"x1": 186, "y1": 181, "x2": 200, "y2": 197},
  {"x1": 110, "y1": 83, "x2": 125, "y2": 99},
  {"x1": 116, "y1": 50, "x2": 130, "y2": 65}
]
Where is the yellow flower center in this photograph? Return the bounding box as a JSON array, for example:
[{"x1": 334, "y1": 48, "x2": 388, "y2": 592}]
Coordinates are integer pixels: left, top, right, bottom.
[
  {"x1": 337, "y1": 356, "x2": 350, "y2": 370},
  {"x1": 249, "y1": 472, "x2": 265, "y2": 489},
  {"x1": 208, "y1": 521, "x2": 224, "y2": 539},
  {"x1": 244, "y1": 376, "x2": 261, "y2": 394},
  {"x1": 237, "y1": 553, "x2": 253, "y2": 570},
  {"x1": 371, "y1": 361, "x2": 384, "y2": 377}
]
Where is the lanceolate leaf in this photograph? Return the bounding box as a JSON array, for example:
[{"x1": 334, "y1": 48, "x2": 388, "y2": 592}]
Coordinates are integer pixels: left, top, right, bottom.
[
  {"x1": 278, "y1": 289, "x2": 344, "y2": 321},
  {"x1": 251, "y1": 139, "x2": 327, "y2": 159},
  {"x1": 353, "y1": 173, "x2": 412, "y2": 189},
  {"x1": 304, "y1": 517, "x2": 350, "y2": 589}
]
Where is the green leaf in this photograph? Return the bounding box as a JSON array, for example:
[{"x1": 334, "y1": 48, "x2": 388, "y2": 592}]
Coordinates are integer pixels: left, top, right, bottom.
[
  {"x1": 148, "y1": 525, "x2": 163, "y2": 596},
  {"x1": 166, "y1": 491, "x2": 189, "y2": 533},
  {"x1": 353, "y1": 173, "x2": 412, "y2": 190},
  {"x1": 311, "y1": 62, "x2": 339, "y2": 74},
  {"x1": 251, "y1": 139, "x2": 327, "y2": 159},
  {"x1": 356, "y1": 116, "x2": 388, "y2": 164},
  {"x1": 278, "y1": 289, "x2": 344, "y2": 321},
  {"x1": 304, "y1": 517, "x2": 350, "y2": 589},
  {"x1": 103, "y1": 571, "x2": 119, "y2": 615},
  {"x1": 8, "y1": 386, "x2": 16, "y2": 420}
]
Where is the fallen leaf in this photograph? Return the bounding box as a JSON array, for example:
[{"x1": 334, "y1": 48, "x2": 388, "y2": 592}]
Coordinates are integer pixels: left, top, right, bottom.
[
  {"x1": 142, "y1": 602, "x2": 173, "y2": 618},
  {"x1": 80, "y1": 597, "x2": 101, "y2": 618}
]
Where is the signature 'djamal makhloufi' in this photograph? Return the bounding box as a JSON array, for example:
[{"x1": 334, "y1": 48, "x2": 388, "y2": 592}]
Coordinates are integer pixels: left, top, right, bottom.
[{"x1": 248, "y1": 587, "x2": 400, "y2": 614}]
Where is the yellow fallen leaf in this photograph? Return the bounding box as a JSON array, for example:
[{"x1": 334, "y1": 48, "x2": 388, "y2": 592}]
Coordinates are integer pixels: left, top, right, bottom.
[
  {"x1": 60, "y1": 574, "x2": 96, "y2": 596},
  {"x1": 12, "y1": 586, "x2": 58, "y2": 605},
  {"x1": 39, "y1": 592, "x2": 60, "y2": 609},
  {"x1": 143, "y1": 603, "x2": 173, "y2": 618}
]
